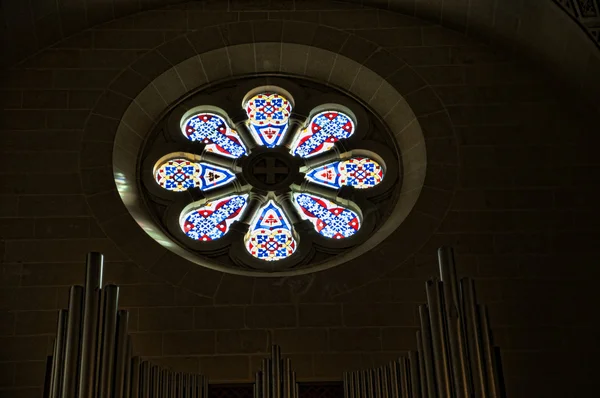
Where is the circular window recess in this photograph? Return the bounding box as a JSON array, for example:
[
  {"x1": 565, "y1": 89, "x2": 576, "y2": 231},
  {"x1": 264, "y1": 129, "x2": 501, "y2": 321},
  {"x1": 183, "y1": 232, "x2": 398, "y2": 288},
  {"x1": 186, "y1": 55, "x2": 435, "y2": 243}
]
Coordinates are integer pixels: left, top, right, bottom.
[
  {"x1": 137, "y1": 76, "x2": 401, "y2": 274},
  {"x1": 114, "y1": 70, "x2": 425, "y2": 276}
]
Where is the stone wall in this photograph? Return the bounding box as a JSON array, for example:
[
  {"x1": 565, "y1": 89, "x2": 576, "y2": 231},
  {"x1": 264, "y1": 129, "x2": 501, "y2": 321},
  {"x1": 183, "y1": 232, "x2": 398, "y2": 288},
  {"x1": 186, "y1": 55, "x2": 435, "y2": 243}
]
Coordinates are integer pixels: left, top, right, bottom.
[
  {"x1": 1, "y1": 1, "x2": 599, "y2": 397},
  {"x1": 2, "y1": 0, "x2": 600, "y2": 105}
]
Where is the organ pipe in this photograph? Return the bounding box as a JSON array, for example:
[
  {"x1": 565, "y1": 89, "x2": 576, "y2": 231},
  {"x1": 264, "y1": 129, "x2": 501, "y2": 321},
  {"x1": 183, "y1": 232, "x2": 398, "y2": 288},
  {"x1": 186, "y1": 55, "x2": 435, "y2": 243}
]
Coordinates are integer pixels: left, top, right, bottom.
[
  {"x1": 43, "y1": 252, "x2": 208, "y2": 398},
  {"x1": 62, "y1": 286, "x2": 84, "y2": 398},
  {"x1": 254, "y1": 345, "x2": 300, "y2": 398},
  {"x1": 343, "y1": 246, "x2": 505, "y2": 398},
  {"x1": 44, "y1": 247, "x2": 503, "y2": 398},
  {"x1": 78, "y1": 252, "x2": 103, "y2": 398}
]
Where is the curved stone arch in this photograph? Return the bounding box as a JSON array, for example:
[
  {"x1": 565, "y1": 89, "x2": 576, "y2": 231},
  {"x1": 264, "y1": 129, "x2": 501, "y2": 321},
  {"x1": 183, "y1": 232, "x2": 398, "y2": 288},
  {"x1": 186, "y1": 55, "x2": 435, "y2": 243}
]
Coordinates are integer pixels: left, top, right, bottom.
[
  {"x1": 81, "y1": 20, "x2": 458, "y2": 295},
  {"x1": 553, "y1": 0, "x2": 600, "y2": 50}
]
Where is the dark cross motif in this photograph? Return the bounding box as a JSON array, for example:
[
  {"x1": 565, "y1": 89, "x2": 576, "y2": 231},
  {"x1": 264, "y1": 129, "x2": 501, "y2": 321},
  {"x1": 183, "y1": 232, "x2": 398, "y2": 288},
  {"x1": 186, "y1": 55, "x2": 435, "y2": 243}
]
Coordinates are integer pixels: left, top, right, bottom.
[{"x1": 252, "y1": 156, "x2": 290, "y2": 185}]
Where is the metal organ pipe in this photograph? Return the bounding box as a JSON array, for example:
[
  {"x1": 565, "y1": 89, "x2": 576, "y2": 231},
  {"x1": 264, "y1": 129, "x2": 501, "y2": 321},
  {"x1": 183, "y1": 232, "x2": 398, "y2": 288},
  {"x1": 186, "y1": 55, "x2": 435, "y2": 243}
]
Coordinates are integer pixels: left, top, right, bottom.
[
  {"x1": 61, "y1": 286, "x2": 84, "y2": 398},
  {"x1": 43, "y1": 253, "x2": 208, "y2": 398},
  {"x1": 78, "y1": 252, "x2": 103, "y2": 398},
  {"x1": 44, "y1": 247, "x2": 504, "y2": 398},
  {"x1": 254, "y1": 345, "x2": 300, "y2": 398},
  {"x1": 343, "y1": 246, "x2": 505, "y2": 398}
]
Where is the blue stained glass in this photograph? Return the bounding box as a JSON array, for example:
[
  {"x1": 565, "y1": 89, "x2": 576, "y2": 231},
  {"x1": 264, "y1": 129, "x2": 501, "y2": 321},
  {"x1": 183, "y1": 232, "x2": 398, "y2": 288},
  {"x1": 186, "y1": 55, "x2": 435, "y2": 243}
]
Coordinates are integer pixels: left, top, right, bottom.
[
  {"x1": 154, "y1": 158, "x2": 236, "y2": 192},
  {"x1": 244, "y1": 93, "x2": 292, "y2": 148},
  {"x1": 197, "y1": 163, "x2": 236, "y2": 191},
  {"x1": 291, "y1": 110, "x2": 355, "y2": 158},
  {"x1": 245, "y1": 200, "x2": 296, "y2": 261},
  {"x1": 293, "y1": 193, "x2": 360, "y2": 239},
  {"x1": 181, "y1": 194, "x2": 248, "y2": 241},
  {"x1": 182, "y1": 113, "x2": 247, "y2": 158},
  {"x1": 304, "y1": 157, "x2": 384, "y2": 190}
]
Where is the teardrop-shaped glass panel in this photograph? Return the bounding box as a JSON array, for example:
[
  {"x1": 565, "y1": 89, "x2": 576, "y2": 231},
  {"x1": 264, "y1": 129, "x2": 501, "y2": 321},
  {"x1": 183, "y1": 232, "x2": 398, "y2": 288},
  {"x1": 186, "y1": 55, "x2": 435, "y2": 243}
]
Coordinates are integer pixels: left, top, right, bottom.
[
  {"x1": 290, "y1": 110, "x2": 355, "y2": 158},
  {"x1": 243, "y1": 93, "x2": 292, "y2": 148},
  {"x1": 304, "y1": 157, "x2": 384, "y2": 189},
  {"x1": 154, "y1": 158, "x2": 236, "y2": 192},
  {"x1": 182, "y1": 113, "x2": 247, "y2": 158},
  {"x1": 293, "y1": 193, "x2": 360, "y2": 239},
  {"x1": 180, "y1": 194, "x2": 248, "y2": 241},
  {"x1": 245, "y1": 200, "x2": 297, "y2": 261}
]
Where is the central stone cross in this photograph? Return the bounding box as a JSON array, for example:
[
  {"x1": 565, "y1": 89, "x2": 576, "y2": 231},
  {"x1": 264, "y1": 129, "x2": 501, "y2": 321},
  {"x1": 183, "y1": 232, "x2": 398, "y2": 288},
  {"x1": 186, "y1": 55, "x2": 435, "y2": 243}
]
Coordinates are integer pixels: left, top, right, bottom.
[{"x1": 252, "y1": 156, "x2": 290, "y2": 185}]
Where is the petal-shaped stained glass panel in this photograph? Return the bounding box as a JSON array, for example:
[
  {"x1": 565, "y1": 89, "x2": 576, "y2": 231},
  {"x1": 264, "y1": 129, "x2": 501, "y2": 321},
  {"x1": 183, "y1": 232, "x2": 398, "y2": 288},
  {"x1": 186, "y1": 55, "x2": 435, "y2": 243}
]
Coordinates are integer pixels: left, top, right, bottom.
[
  {"x1": 304, "y1": 157, "x2": 384, "y2": 189},
  {"x1": 245, "y1": 200, "x2": 297, "y2": 261},
  {"x1": 244, "y1": 93, "x2": 292, "y2": 148},
  {"x1": 154, "y1": 158, "x2": 201, "y2": 192},
  {"x1": 293, "y1": 193, "x2": 360, "y2": 239},
  {"x1": 154, "y1": 158, "x2": 236, "y2": 192},
  {"x1": 181, "y1": 194, "x2": 248, "y2": 241},
  {"x1": 182, "y1": 113, "x2": 247, "y2": 158},
  {"x1": 291, "y1": 110, "x2": 355, "y2": 158}
]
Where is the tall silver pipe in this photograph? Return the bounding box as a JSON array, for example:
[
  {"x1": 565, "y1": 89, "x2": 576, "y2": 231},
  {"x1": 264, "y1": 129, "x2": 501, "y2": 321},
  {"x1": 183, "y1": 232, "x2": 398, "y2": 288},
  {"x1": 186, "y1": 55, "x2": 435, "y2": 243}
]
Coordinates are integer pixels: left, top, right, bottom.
[
  {"x1": 291, "y1": 371, "x2": 297, "y2": 398},
  {"x1": 461, "y1": 279, "x2": 486, "y2": 398},
  {"x1": 173, "y1": 372, "x2": 184, "y2": 398},
  {"x1": 113, "y1": 310, "x2": 129, "y2": 398},
  {"x1": 140, "y1": 361, "x2": 150, "y2": 398},
  {"x1": 94, "y1": 287, "x2": 105, "y2": 396},
  {"x1": 161, "y1": 369, "x2": 168, "y2": 398},
  {"x1": 130, "y1": 357, "x2": 140, "y2": 398},
  {"x1": 366, "y1": 368, "x2": 374, "y2": 398},
  {"x1": 418, "y1": 305, "x2": 437, "y2": 398},
  {"x1": 425, "y1": 281, "x2": 452, "y2": 397},
  {"x1": 340, "y1": 247, "x2": 505, "y2": 398},
  {"x1": 480, "y1": 306, "x2": 501, "y2": 398},
  {"x1": 48, "y1": 340, "x2": 57, "y2": 398},
  {"x1": 190, "y1": 372, "x2": 195, "y2": 398},
  {"x1": 123, "y1": 338, "x2": 132, "y2": 398},
  {"x1": 360, "y1": 369, "x2": 367, "y2": 398},
  {"x1": 272, "y1": 345, "x2": 281, "y2": 398},
  {"x1": 343, "y1": 373, "x2": 350, "y2": 398},
  {"x1": 78, "y1": 252, "x2": 103, "y2": 398},
  {"x1": 408, "y1": 351, "x2": 421, "y2": 398},
  {"x1": 349, "y1": 371, "x2": 357, "y2": 398},
  {"x1": 186, "y1": 373, "x2": 192, "y2": 398},
  {"x1": 152, "y1": 366, "x2": 160, "y2": 398},
  {"x1": 438, "y1": 247, "x2": 469, "y2": 398},
  {"x1": 438, "y1": 247, "x2": 459, "y2": 308},
  {"x1": 255, "y1": 371, "x2": 262, "y2": 398},
  {"x1": 416, "y1": 332, "x2": 427, "y2": 398},
  {"x1": 50, "y1": 310, "x2": 68, "y2": 398},
  {"x1": 43, "y1": 353, "x2": 53, "y2": 398},
  {"x1": 266, "y1": 357, "x2": 273, "y2": 398},
  {"x1": 98, "y1": 285, "x2": 119, "y2": 397},
  {"x1": 400, "y1": 357, "x2": 410, "y2": 398},
  {"x1": 379, "y1": 366, "x2": 394, "y2": 398},
  {"x1": 191, "y1": 372, "x2": 198, "y2": 398},
  {"x1": 61, "y1": 285, "x2": 84, "y2": 398},
  {"x1": 261, "y1": 359, "x2": 269, "y2": 398},
  {"x1": 169, "y1": 370, "x2": 175, "y2": 398},
  {"x1": 389, "y1": 361, "x2": 399, "y2": 398},
  {"x1": 373, "y1": 368, "x2": 382, "y2": 398}
]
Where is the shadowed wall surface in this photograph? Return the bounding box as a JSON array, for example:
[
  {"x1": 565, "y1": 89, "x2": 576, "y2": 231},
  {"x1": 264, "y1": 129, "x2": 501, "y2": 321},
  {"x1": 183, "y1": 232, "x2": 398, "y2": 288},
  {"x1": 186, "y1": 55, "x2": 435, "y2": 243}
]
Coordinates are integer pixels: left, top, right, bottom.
[{"x1": 1, "y1": 1, "x2": 599, "y2": 397}]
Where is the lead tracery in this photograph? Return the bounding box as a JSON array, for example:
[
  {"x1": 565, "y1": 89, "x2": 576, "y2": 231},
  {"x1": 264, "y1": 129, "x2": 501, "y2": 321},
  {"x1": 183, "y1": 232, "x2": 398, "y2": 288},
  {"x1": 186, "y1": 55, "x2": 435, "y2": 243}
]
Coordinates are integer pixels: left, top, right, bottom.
[{"x1": 153, "y1": 87, "x2": 385, "y2": 262}]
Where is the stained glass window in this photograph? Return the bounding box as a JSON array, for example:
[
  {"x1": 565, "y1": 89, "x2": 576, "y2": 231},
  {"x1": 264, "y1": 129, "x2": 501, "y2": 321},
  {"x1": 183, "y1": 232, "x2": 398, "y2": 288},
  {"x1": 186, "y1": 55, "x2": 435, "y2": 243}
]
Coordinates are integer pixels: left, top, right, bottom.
[
  {"x1": 304, "y1": 157, "x2": 384, "y2": 190},
  {"x1": 152, "y1": 88, "x2": 389, "y2": 264},
  {"x1": 244, "y1": 93, "x2": 292, "y2": 148},
  {"x1": 245, "y1": 200, "x2": 297, "y2": 261},
  {"x1": 290, "y1": 110, "x2": 355, "y2": 158},
  {"x1": 182, "y1": 113, "x2": 247, "y2": 158},
  {"x1": 293, "y1": 193, "x2": 360, "y2": 239},
  {"x1": 154, "y1": 158, "x2": 236, "y2": 192},
  {"x1": 180, "y1": 194, "x2": 248, "y2": 241}
]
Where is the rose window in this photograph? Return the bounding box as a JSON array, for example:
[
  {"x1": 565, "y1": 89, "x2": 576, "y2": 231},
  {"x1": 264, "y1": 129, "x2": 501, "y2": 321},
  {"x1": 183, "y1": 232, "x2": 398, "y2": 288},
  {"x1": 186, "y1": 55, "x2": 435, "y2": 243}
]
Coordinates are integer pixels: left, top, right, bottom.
[{"x1": 141, "y1": 80, "x2": 399, "y2": 272}]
